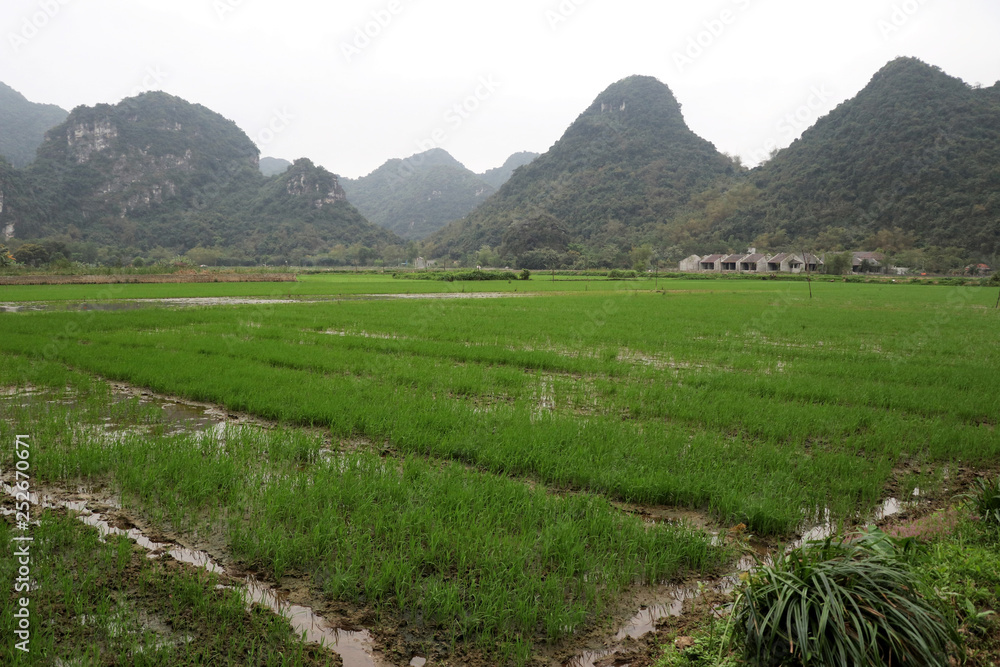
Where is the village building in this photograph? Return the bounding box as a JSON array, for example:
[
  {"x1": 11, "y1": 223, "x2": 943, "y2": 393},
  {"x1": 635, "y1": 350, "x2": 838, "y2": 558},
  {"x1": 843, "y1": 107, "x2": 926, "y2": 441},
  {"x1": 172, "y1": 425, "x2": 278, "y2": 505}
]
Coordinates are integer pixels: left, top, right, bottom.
[
  {"x1": 678, "y1": 255, "x2": 702, "y2": 272},
  {"x1": 852, "y1": 252, "x2": 885, "y2": 274},
  {"x1": 799, "y1": 253, "x2": 824, "y2": 273},
  {"x1": 740, "y1": 253, "x2": 768, "y2": 272},
  {"x1": 699, "y1": 254, "x2": 725, "y2": 272},
  {"x1": 766, "y1": 253, "x2": 791, "y2": 272},
  {"x1": 721, "y1": 254, "x2": 747, "y2": 271},
  {"x1": 965, "y1": 263, "x2": 993, "y2": 276}
]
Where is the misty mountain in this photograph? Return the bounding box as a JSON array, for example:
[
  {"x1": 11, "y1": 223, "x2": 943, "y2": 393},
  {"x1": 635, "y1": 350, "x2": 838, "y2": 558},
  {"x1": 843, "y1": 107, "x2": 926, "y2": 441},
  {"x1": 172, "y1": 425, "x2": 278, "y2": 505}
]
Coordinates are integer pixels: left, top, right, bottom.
[
  {"x1": 259, "y1": 156, "x2": 292, "y2": 177},
  {"x1": 0, "y1": 82, "x2": 69, "y2": 168},
  {"x1": 426, "y1": 75, "x2": 736, "y2": 265},
  {"x1": 478, "y1": 151, "x2": 539, "y2": 189},
  {"x1": 341, "y1": 148, "x2": 495, "y2": 240},
  {"x1": 3, "y1": 91, "x2": 399, "y2": 261}
]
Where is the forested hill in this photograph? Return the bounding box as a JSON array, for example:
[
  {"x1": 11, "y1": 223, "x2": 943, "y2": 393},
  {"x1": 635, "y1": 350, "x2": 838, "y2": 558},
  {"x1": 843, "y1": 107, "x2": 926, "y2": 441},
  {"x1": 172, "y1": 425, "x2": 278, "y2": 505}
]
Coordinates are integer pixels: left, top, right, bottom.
[
  {"x1": 341, "y1": 148, "x2": 495, "y2": 241},
  {"x1": 4, "y1": 92, "x2": 399, "y2": 263},
  {"x1": 425, "y1": 75, "x2": 737, "y2": 266},
  {"x1": 717, "y1": 57, "x2": 1000, "y2": 257},
  {"x1": 0, "y1": 82, "x2": 68, "y2": 168},
  {"x1": 478, "y1": 151, "x2": 539, "y2": 189},
  {"x1": 19, "y1": 90, "x2": 261, "y2": 239}
]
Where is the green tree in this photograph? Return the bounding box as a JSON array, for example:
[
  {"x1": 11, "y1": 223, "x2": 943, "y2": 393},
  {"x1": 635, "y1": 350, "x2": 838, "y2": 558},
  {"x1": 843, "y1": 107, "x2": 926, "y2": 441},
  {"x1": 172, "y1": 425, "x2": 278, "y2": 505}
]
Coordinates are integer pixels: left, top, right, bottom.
[
  {"x1": 825, "y1": 252, "x2": 853, "y2": 275},
  {"x1": 13, "y1": 243, "x2": 50, "y2": 267},
  {"x1": 630, "y1": 244, "x2": 653, "y2": 272}
]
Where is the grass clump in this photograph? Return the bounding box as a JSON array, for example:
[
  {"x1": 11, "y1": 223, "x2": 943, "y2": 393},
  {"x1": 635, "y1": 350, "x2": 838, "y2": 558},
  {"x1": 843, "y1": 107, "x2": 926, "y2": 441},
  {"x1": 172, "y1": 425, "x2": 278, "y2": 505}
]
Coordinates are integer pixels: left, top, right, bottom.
[
  {"x1": 733, "y1": 531, "x2": 958, "y2": 667},
  {"x1": 960, "y1": 476, "x2": 1000, "y2": 527}
]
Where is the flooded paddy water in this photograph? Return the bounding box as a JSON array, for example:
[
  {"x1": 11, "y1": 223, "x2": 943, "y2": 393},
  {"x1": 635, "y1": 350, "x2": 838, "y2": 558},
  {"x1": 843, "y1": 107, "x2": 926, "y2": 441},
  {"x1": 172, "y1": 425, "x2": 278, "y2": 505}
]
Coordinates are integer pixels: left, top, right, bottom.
[
  {"x1": 0, "y1": 384, "x2": 395, "y2": 667},
  {"x1": 0, "y1": 290, "x2": 535, "y2": 313}
]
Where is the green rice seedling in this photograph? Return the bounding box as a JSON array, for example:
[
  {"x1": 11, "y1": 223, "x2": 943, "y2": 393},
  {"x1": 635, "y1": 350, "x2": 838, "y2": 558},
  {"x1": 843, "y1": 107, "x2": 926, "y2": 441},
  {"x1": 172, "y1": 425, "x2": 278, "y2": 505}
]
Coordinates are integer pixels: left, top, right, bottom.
[
  {"x1": 733, "y1": 532, "x2": 959, "y2": 667},
  {"x1": 2, "y1": 280, "x2": 998, "y2": 539},
  {"x1": 0, "y1": 509, "x2": 336, "y2": 666}
]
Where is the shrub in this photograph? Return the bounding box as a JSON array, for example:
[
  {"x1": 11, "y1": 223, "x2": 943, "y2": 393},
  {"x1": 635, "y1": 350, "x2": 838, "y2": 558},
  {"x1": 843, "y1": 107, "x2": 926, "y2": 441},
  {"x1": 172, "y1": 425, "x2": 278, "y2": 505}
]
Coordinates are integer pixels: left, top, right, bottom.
[
  {"x1": 393, "y1": 270, "x2": 520, "y2": 282},
  {"x1": 733, "y1": 532, "x2": 958, "y2": 666},
  {"x1": 607, "y1": 269, "x2": 638, "y2": 279},
  {"x1": 960, "y1": 476, "x2": 1000, "y2": 527}
]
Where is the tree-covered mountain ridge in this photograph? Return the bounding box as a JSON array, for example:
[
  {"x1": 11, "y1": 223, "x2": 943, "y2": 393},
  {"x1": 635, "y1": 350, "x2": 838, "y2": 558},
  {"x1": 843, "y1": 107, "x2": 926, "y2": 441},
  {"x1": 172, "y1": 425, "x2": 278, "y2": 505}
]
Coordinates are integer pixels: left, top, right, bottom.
[
  {"x1": 717, "y1": 57, "x2": 1000, "y2": 264},
  {"x1": 427, "y1": 58, "x2": 1000, "y2": 271},
  {"x1": 341, "y1": 148, "x2": 539, "y2": 241},
  {"x1": 0, "y1": 81, "x2": 68, "y2": 168},
  {"x1": 3, "y1": 58, "x2": 997, "y2": 271},
  {"x1": 425, "y1": 74, "x2": 743, "y2": 267},
  {"x1": 0, "y1": 91, "x2": 401, "y2": 265}
]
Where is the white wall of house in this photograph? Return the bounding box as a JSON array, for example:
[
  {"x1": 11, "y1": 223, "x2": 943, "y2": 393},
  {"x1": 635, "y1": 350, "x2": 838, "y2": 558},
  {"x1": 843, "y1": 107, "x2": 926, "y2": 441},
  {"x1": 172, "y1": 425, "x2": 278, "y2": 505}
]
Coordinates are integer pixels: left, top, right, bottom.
[{"x1": 679, "y1": 255, "x2": 702, "y2": 272}]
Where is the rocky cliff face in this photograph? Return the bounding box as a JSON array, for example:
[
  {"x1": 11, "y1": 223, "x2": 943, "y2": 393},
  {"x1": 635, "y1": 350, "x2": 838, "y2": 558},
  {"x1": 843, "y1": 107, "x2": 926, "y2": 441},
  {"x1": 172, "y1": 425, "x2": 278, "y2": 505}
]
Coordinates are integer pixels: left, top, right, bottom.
[
  {"x1": 283, "y1": 158, "x2": 347, "y2": 208},
  {"x1": 66, "y1": 118, "x2": 118, "y2": 163},
  {"x1": 25, "y1": 91, "x2": 260, "y2": 231},
  {"x1": 0, "y1": 187, "x2": 10, "y2": 240},
  {"x1": 0, "y1": 158, "x2": 19, "y2": 240},
  {"x1": 7, "y1": 91, "x2": 401, "y2": 258}
]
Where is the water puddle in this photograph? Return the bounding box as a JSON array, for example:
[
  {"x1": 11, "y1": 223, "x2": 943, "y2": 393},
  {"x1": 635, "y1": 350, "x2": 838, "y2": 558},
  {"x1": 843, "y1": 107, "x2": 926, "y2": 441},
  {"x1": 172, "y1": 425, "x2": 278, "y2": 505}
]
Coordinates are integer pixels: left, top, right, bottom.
[
  {"x1": 1, "y1": 291, "x2": 531, "y2": 313},
  {"x1": 1, "y1": 483, "x2": 386, "y2": 667},
  {"x1": 384, "y1": 291, "x2": 532, "y2": 299},
  {"x1": 235, "y1": 578, "x2": 380, "y2": 665},
  {"x1": 797, "y1": 490, "x2": 920, "y2": 545},
  {"x1": 564, "y1": 579, "x2": 736, "y2": 667},
  {"x1": 0, "y1": 297, "x2": 327, "y2": 312},
  {"x1": 0, "y1": 384, "x2": 248, "y2": 440}
]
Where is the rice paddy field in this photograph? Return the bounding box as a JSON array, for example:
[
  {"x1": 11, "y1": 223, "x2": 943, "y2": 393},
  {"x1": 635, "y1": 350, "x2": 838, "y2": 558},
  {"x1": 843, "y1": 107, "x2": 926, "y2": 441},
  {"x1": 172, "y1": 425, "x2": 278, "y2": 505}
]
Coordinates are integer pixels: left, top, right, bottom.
[{"x1": 2, "y1": 275, "x2": 999, "y2": 665}]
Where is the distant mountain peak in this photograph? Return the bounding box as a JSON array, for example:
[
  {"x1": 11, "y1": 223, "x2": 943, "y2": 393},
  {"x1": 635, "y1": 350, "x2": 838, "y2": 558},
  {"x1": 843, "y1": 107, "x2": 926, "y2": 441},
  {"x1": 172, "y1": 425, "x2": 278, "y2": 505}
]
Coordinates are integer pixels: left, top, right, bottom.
[
  {"x1": 579, "y1": 75, "x2": 687, "y2": 126},
  {"x1": 479, "y1": 151, "x2": 539, "y2": 189},
  {"x1": 0, "y1": 81, "x2": 69, "y2": 168},
  {"x1": 426, "y1": 74, "x2": 732, "y2": 262},
  {"x1": 259, "y1": 156, "x2": 292, "y2": 176},
  {"x1": 863, "y1": 56, "x2": 967, "y2": 97},
  {"x1": 342, "y1": 149, "x2": 493, "y2": 240}
]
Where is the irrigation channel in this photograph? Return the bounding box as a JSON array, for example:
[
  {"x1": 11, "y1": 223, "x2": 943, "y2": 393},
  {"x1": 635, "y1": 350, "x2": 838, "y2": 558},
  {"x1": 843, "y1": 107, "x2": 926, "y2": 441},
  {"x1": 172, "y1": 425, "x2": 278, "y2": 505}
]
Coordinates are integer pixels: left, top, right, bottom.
[{"x1": 1, "y1": 382, "x2": 923, "y2": 666}]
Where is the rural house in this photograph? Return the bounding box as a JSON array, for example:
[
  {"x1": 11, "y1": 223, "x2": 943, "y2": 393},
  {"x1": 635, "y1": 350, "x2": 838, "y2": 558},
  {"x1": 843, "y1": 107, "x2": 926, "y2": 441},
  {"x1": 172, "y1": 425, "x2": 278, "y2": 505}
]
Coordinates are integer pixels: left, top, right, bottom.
[
  {"x1": 699, "y1": 254, "x2": 725, "y2": 272},
  {"x1": 766, "y1": 253, "x2": 791, "y2": 272},
  {"x1": 721, "y1": 254, "x2": 746, "y2": 271},
  {"x1": 852, "y1": 252, "x2": 885, "y2": 274},
  {"x1": 739, "y1": 253, "x2": 768, "y2": 272},
  {"x1": 679, "y1": 255, "x2": 702, "y2": 272}
]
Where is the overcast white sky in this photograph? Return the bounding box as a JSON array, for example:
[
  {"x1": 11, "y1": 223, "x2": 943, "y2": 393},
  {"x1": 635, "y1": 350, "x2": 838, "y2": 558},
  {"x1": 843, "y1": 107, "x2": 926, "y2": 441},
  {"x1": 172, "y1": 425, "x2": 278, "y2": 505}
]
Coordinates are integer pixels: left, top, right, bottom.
[{"x1": 3, "y1": 0, "x2": 999, "y2": 179}]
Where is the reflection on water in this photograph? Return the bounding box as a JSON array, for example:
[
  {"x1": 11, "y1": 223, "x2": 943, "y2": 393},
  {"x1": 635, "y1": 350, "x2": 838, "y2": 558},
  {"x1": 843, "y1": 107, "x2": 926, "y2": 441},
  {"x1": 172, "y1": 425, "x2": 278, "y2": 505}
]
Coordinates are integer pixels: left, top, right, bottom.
[
  {"x1": 1, "y1": 482, "x2": 386, "y2": 667},
  {"x1": 0, "y1": 291, "x2": 531, "y2": 313}
]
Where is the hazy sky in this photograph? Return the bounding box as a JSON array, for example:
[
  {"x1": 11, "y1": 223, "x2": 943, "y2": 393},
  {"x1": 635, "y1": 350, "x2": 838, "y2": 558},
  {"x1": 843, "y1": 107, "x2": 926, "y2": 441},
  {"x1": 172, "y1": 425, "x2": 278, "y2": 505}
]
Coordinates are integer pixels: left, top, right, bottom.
[{"x1": 4, "y1": 0, "x2": 999, "y2": 179}]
